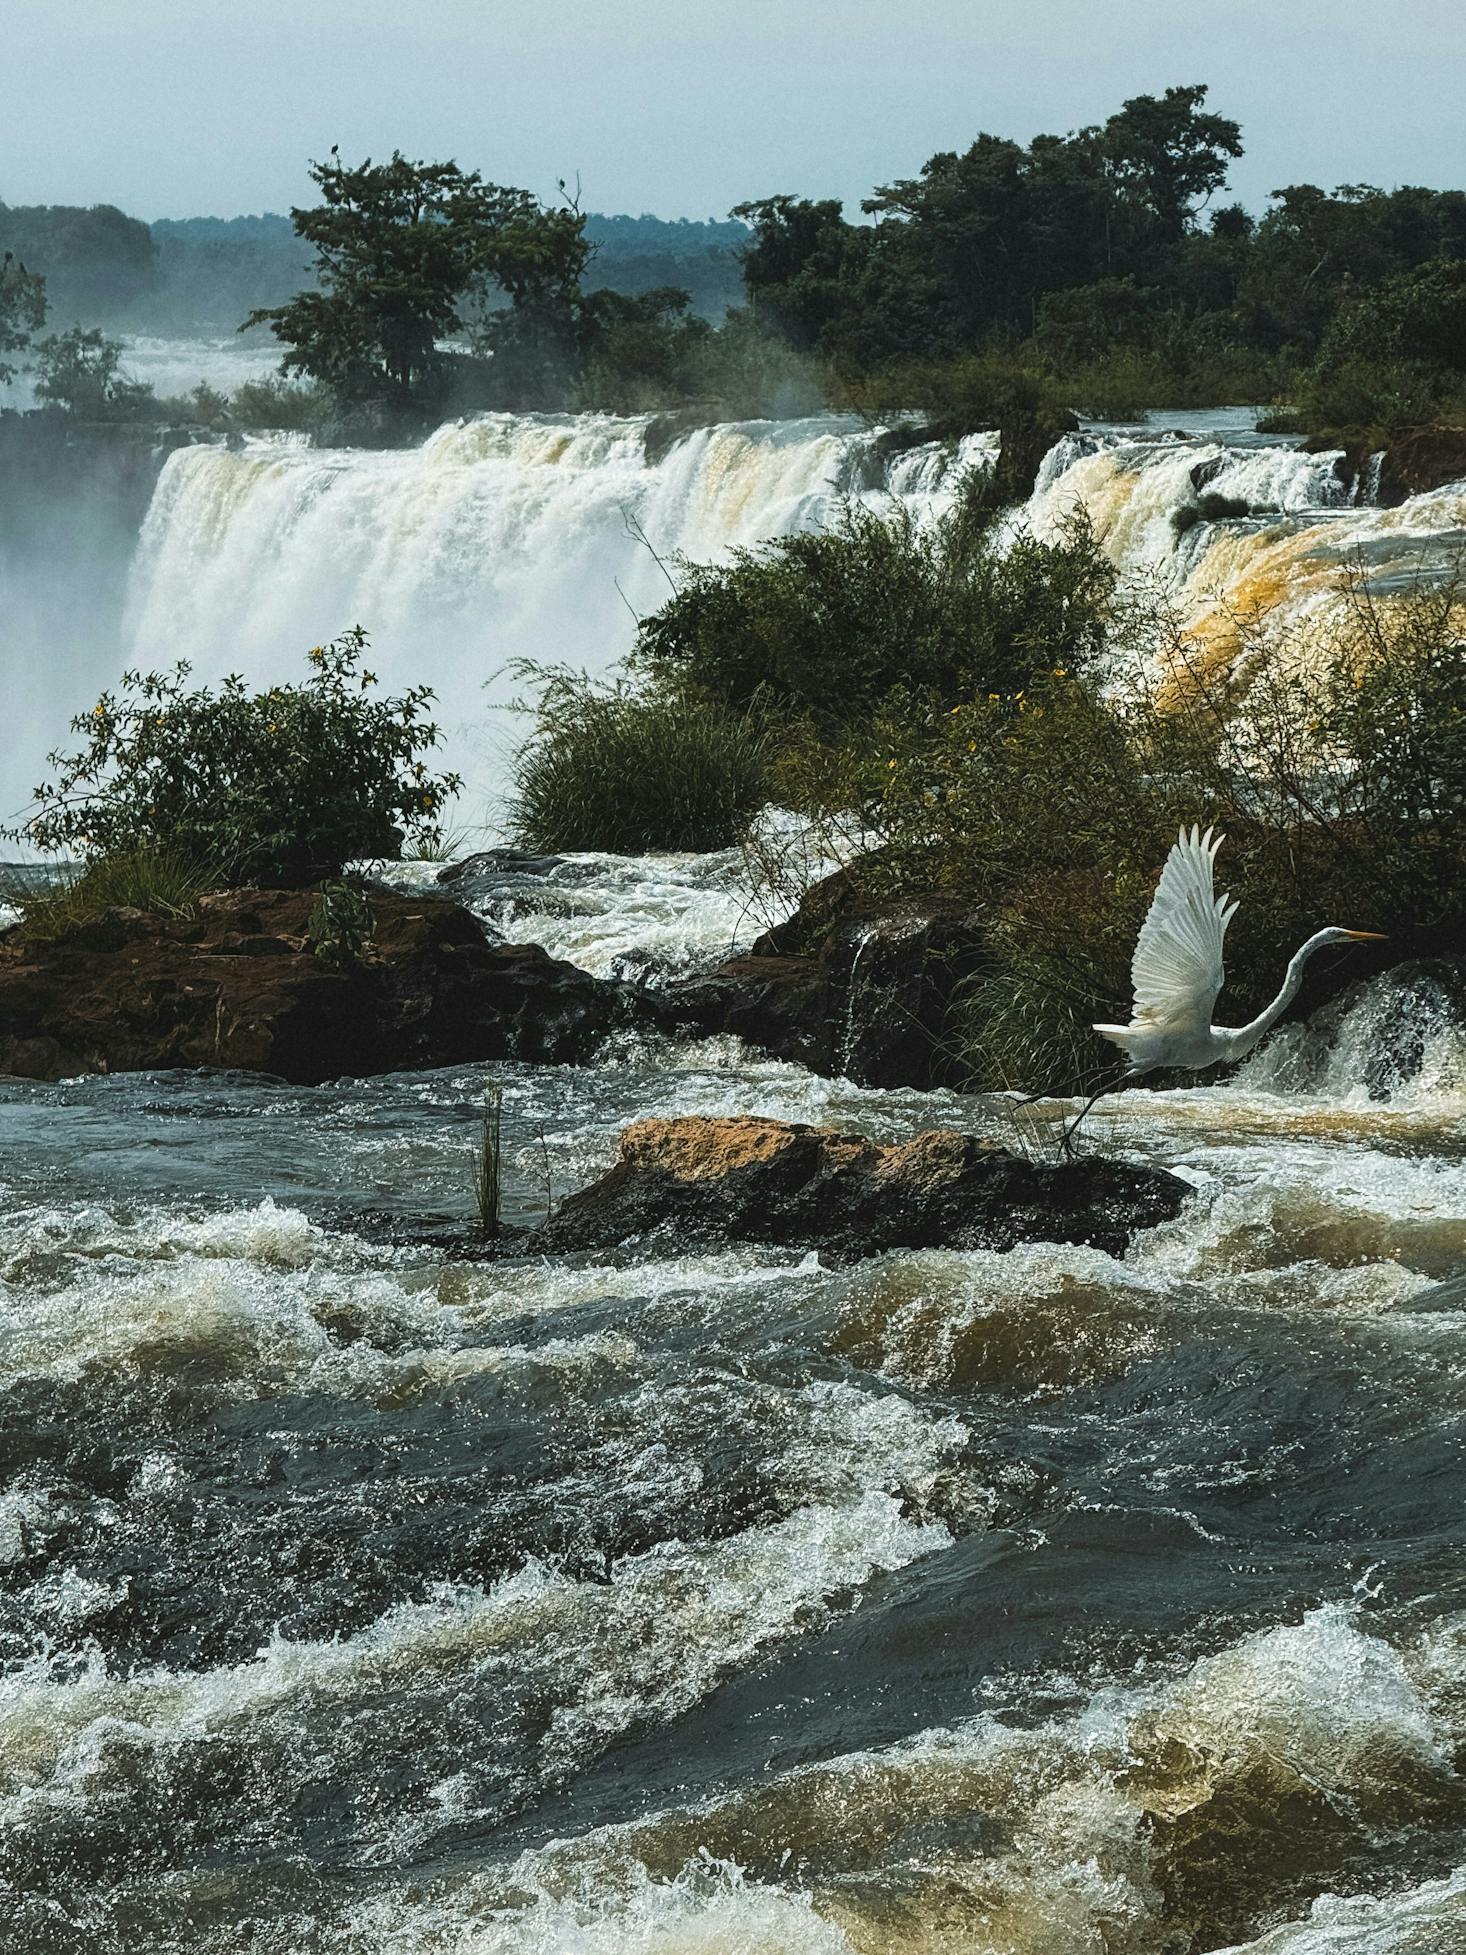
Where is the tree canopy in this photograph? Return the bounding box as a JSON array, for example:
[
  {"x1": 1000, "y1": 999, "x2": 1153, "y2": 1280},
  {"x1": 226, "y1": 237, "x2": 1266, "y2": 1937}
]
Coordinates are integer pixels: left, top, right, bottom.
[{"x1": 245, "y1": 151, "x2": 590, "y2": 413}]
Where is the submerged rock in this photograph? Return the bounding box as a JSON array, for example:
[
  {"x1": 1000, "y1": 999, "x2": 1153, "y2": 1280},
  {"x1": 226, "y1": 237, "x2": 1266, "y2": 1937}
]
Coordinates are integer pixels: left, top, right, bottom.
[
  {"x1": 669, "y1": 866, "x2": 987, "y2": 1090},
  {"x1": 534, "y1": 1114, "x2": 1190, "y2": 1260},
  {"x1": 0, "y1": 886, "x2": 661, "y2": 1085}
]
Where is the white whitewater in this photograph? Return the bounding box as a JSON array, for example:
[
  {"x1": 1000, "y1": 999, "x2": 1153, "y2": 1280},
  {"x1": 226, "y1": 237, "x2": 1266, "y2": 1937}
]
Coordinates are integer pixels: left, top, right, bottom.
[
  {"x1": 125, "y1": 415, "x2": 995, "y2": 803},
  {"x1": 122, "y1": 404, "x2": 1466, "y2": 818}
]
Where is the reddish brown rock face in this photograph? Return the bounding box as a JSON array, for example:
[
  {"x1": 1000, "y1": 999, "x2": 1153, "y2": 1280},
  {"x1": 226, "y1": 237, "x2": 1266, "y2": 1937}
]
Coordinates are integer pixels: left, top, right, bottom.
[
  {"x1": 0, "y1": 887, "x2": 661, "y2": 1084},
  {"x1": 537, "y1": 1113, "x2": 1190, "y2": 1261}
]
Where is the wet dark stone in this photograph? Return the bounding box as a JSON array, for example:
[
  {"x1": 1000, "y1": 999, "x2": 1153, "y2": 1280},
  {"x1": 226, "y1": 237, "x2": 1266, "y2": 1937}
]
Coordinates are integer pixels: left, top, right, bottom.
[
  {"x1": 0, "y1": 885, "x2": 663, "y2": 1085},
  {"x1": 668, "y1": 865, "x2": 987, "y2": 1090},
  {"x1": 533, "y1": 1113, "x2": 1191, "y2": 1261}
]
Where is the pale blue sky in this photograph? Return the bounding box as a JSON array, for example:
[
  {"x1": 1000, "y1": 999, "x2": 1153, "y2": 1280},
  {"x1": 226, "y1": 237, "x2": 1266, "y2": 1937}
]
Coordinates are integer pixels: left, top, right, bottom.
[{"x1": 7, "y1": 0, "x2": 1464, "y2": 220}]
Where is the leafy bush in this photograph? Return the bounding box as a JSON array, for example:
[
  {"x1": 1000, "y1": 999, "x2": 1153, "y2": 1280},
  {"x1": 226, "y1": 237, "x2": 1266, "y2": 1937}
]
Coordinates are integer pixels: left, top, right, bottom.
[
  {"x1": 634, "y1": 483, "x2": 1116, "y2": 723},
  {"x1": 33, "y1": 326, "x2": 153, "y2": 419},
  {"x1": 21, "y1": 629, "x2": 461, "y2": 885},
  {"x1": 507, "y1": 668, "x2": 772, "y2": 853},
  {"x1": 770, "y1": 568, "x2": 1466, "y2": 1092},
  {"x1": 1, "y1": 843, "x2": 219, "y2": 941},
  {"x1": 306, "y1": 879, "x2": 377, "y2": 966}
]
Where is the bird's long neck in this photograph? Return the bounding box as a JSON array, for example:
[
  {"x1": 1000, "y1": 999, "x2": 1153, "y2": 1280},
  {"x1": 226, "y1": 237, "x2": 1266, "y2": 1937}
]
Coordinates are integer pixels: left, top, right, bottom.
[{"x1": 1227, "y1": 931, "x2": 1338, "y2": 1058}]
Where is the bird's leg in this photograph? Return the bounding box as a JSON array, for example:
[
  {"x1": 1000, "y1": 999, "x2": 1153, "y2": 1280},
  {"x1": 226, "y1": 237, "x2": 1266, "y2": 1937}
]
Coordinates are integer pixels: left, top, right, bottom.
[
  {"x1": 1013, "y1": 1059, "x2": 1112, "y2": 1110},
  {"x1": 1058, "y1": 1074, "x2": 1130, "y2": 1159}
]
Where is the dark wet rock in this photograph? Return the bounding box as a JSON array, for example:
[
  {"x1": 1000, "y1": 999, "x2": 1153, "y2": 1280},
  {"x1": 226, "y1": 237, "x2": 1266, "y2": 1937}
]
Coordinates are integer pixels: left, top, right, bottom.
[
  {"x1": 1377, "y1": 426, "x2": 1466, "y2": 506},
  {"x1": 534, "y1": 1114, "x2": 1191, "y2": 1260},
  {"x1": 0, "y1": 886, "x2": 662, "y2": 1085},
  {"x1": 669, "y1": 865, "x2": 987, "y2": 1089},
  {"x1": 1264, "y1": 956, "x2": 1466, "y2": 1101}
]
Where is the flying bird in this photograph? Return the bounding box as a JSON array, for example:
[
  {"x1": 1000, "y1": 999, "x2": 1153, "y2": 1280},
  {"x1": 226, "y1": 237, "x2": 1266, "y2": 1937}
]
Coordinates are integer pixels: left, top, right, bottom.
[{"x1": 1061, "y1": 825, "x2": 1383, "y2": 1149}]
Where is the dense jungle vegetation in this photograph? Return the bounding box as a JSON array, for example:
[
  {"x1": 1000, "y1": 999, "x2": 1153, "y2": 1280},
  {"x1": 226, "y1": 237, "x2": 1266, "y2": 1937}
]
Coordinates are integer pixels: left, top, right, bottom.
[{"x1": 3, "y1": 82, "x2": 1465, "y2": 444}]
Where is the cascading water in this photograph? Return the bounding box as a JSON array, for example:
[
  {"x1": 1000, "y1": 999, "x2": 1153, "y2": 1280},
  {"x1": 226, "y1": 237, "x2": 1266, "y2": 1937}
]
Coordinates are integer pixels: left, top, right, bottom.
[{"x1": 121, "y1": 415, "x2": 996, "y2": 812}]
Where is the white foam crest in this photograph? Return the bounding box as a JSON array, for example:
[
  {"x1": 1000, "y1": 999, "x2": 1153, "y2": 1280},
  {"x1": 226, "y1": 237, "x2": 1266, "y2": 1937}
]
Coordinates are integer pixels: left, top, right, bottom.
[
  {"x1": 1131, "y1": 1143, "x2": 1466, "y2": 1289},
  {"x1": 0, "y1": 1491, "x2": 949, "y2": 1813},
  {"x1": 0, "y1": 1244, "x2": 463, "y2": 1397},
  {"x1": 349, "y1": 1857, "x2": 853, "y2": 1955},
  {"x1": 431, "y1": 1606, "x2": 1455, "y2": 1955},
  {"x1": 1213, "y1": 1866, "x2": 1466, "y2": 1953},
  {"x1": 831, "y1": 1241, "x2": 1173, "y2": 1392}
]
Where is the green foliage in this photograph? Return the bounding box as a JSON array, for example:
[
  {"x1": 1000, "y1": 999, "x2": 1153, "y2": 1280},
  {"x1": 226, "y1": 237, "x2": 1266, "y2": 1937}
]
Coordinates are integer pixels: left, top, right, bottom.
[
  {"x1": 33, "y1": 326, "x2": 153, "y2": 419},
  {"x1": 246, "y1": 151, "x2": 589, "y2": 416},
  {"x1": 633, "y1": 483, "x2": 1115, "y2": 722},
  {"x1": 1292, "y1": 360, "x2": 1466, "y2": 448},
  {"x1": 306, "y1": 879, "x2": 378, "y2": 967},
  {"x1": 1, "y1": 843, "x2": 220, "y2": 943},
  {"x1": 507, "y1": 668, "x2": 772, "y2": 854},
  {"x1": 21, "y1": 629, "x2": 462, "y2": 886},
  {"x1": 770, "y1": 570, "x2": 1466, "y2": 1092},
  {"x1": 0, "y1": 251, "x2": 46, "y2": 385},
  {"x1": 1320, "y1": 260, "x2": 1466, "y2": 374}
]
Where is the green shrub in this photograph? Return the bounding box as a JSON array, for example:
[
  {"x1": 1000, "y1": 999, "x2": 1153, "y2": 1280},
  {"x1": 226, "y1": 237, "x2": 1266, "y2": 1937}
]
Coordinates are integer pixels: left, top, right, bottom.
[
  {"x1": 306, "y1": 879, "x2": 377, "y2": 967},
  {"x1": 507, "y1": 668, "x2": 772, "y2": 854},
  {"x1": 633, "y1": 484, "x2": 1116, "y2": 724},
  {"x1": 20, "y1": 629, "x2": 461, "y2": 886},
  {"x1": 770, "y1": 567, "x2": 1466, "y2": 1093},
  {"x1": 2, "y1": 843, "x2": 220, "y2": 941}
]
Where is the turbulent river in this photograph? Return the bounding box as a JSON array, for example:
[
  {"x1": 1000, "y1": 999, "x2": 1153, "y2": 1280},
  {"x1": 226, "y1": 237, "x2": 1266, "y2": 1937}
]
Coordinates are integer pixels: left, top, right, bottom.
[
  {"x1": 4, "y1": 391, "x2": 1466, "y2": 1950},
  {"x1": 2, "y1": 844, "x2": 1466, "y2": 1953}
]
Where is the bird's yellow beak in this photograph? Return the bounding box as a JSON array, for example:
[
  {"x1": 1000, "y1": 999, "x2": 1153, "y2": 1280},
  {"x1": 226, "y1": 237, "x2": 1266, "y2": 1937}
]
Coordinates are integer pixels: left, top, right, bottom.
[{"x1": 1344, "y1": 930, "x2": 1388, "y2": 942}]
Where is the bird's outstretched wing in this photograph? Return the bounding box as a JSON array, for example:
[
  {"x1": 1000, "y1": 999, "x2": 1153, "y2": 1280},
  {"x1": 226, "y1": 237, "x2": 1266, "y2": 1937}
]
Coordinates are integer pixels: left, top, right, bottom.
[{"x1": 1128, "y1": 825, "x2": 1239, "y2": 1034}]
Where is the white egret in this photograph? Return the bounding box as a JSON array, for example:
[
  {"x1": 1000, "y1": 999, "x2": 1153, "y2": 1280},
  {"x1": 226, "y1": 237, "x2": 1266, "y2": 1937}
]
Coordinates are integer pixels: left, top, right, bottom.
[{"x1": 1062, "y1": 824, "x2": 1384, "y2": 1149}]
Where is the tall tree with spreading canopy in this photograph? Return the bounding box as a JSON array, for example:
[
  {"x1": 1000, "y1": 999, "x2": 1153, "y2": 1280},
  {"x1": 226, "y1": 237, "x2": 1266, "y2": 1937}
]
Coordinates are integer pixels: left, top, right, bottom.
[{"x1": 245, "y1": 151, "x2": 590, "y2": 413}]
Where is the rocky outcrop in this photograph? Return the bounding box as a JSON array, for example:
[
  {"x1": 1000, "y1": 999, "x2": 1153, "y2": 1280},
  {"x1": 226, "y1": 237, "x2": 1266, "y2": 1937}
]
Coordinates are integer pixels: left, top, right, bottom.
[
  {"x1": 669, "y1": 866, "x2": 987, "y2": 1089},
  {"x1": 534, "y1": 1114, "x2": 1191, "y2": 1260},
  {"x1": 1376, "y1": 427, "x2": 1466, "y2": 505},
  {"x1": 0, "y1": 886, "x2": 661, "y2": 1084}
]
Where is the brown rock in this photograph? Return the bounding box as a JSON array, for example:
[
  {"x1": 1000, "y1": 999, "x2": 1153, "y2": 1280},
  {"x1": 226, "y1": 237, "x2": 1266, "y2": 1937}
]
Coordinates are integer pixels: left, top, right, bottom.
[
  {"x1": 1377, "y1": 426, "x2": 1466, "y2": 505},
  {"x1": 535, "y1": 1113, "x2": 1190, "y2": 1261},
  {"x1": 0, "y1": 885, "x2": 662, "y2": 1085}
]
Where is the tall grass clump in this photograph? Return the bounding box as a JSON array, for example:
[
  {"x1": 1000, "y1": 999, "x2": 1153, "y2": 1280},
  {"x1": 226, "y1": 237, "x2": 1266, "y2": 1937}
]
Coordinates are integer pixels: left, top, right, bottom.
[
  {"x1": 2, "y1": 843, "x2": 222, "y2": 942},
  {"x1": 507, "y1": 667, "x2": 773, "y2": 854}
]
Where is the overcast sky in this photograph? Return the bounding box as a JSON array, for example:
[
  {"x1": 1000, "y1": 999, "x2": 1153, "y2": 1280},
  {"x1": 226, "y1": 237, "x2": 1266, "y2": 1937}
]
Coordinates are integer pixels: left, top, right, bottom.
[{"x1": 6, "y1": 0, "x2": 1464, "y2": 221}]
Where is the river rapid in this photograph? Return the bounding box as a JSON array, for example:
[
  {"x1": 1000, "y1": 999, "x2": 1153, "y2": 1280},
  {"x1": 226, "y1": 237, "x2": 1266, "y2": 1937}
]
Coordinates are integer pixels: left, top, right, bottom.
[{"x1": 2, "y1": 842, "x2": 1465, "y2": 1954}]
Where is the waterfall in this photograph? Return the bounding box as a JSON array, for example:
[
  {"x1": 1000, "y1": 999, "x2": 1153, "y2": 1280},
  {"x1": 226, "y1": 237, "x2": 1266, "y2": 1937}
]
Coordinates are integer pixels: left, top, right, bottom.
[
  {"x1": 68, "y1": 404, "x2": 1466, "y2": 828},
  {"x1": 122, "y1": 414, "x2": 997, "y2": 809}
]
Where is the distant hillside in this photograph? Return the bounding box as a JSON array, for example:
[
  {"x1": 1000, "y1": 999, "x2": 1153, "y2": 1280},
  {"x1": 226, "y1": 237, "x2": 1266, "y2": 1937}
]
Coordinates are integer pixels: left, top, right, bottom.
[{"x1": 1, "y1": 205, "x2": 749, "y2": 338}]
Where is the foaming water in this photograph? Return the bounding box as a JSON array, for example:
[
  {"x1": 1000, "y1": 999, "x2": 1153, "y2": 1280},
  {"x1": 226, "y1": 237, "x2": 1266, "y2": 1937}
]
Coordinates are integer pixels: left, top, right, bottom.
[
  {"x1": 122, "y1": 415, "x2": 992, "y2": 812},
  {"x1": 1024, "y1": 425, "x2": 1466, "y2": 689},
  {"x1": 2, "y1": 858, "x2": 1465, "y2": 1948}
]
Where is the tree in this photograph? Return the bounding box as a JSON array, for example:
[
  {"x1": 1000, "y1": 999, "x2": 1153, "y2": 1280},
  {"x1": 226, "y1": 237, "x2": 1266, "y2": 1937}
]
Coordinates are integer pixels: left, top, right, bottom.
[
  {"x1": 0, "y1": 252, "x2": 45, "y2": 385},
  {"x1": 245, "y1": 151, "x2": 590, "y2": 414},
  {"x1": 1100, "y1": 86, "x2": 1243, "y2": 241},
  {"x1": 1319, "y1": 259, "x2": 1466, "y2": 374},
  {"x1": 32, "y1": 326, "x2": 151, "y2": 417}
]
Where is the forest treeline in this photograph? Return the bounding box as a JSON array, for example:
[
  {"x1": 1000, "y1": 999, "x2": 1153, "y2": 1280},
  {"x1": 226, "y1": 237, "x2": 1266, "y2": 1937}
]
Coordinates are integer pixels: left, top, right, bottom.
[
  {"x1": 4, "y1": 83, "x2": 1465, "y2": 444},
  {"x1": 0, "y1": 204, "x2": 748, "y2": 336}
]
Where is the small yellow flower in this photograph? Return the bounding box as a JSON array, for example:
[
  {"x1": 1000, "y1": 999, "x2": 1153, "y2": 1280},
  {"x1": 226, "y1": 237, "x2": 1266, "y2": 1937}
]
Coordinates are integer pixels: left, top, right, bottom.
[
  {"x1": 987, "y1": 692, "x2": 999, "y2": 703},
  {"x1": 887, "y1": 759, "x2": 898, "y2": 769}
]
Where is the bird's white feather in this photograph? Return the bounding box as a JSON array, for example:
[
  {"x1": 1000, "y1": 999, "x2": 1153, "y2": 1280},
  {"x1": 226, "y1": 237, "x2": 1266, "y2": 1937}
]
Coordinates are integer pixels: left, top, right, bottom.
[{"x1": 1125, "y1": 824, "x2": 1239, "y2": 1035}]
